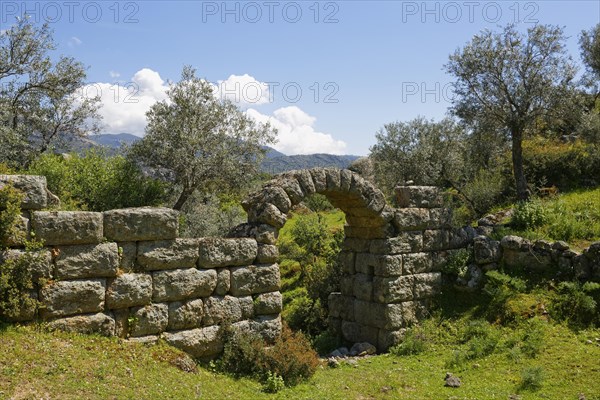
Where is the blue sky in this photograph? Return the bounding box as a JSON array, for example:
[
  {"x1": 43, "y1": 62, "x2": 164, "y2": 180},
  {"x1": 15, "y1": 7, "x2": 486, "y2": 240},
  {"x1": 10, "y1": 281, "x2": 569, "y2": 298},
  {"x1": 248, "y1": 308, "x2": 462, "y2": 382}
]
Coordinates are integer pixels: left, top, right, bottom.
[{"x1": 2, "y1": 1, "x2": 599, "y2": 155}]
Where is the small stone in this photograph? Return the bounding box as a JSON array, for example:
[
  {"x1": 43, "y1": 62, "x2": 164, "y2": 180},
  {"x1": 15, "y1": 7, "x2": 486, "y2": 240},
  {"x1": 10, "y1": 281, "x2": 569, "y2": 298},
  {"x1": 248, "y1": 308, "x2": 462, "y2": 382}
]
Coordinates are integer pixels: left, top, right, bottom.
[
  {"x1": 444, "y1": 372, "x2": 461, "y2": 388},
  {"x1": 327, "y1": 357, "x2": 340, "y2": 368},
  {"x1": 350, "y1": 342, "x2": 376, "y2": 356}
]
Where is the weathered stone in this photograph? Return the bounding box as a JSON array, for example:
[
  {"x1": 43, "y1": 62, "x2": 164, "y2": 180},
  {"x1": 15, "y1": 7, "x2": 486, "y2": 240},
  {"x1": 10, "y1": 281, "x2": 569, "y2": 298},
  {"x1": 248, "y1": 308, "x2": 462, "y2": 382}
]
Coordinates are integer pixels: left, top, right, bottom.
[
  {"x1": 393, "y1": 208, "x2": 431, "y2": 231},
  {"x1": 350, "y1": 342, "x2": 377, "y2": 356},
  {"x1": 344, "y1": 225, "x2": 393, "y2": 239},
  {"x1": 428, "y1": 208, "x2": 454, "y2": 229},
  {"x1": 378, "y1": 329, "x2": 406, "y2": 352},
  {"x1": 339, "y1": 251, "x2": 356, "y2": 274},
  {"x1": 323, "y1": 168, "x2": 341, "y2": 192},
  {"x1": 374, "y1": 255, "x2": 403, "y2": 277},
  {"x1": 103, "y1": 207, "x2": 179, "y2": 242},
  {"x1": 197, "y1": 238, "x2": 257, "y2": 268},
  {"x1": 252, "y1": 315, "x2": 282, "y2": 344},
  {"x1": 47, "y1": 312, "x2": 115, "y2": 336},
  {"x1": 251, "y1": 203, "x2": 287, "y2": 228},
  {"x1": 32, "y1": 211, "x2": 103, "y2": 245},
  {"x1": 353, "y1": 300, "x2": 408, "y2": 330},
  {"x1": 256, "y1": 244, "x2": 278, "y2": 263},
  {"x1": 168, "y1": 299, "x2": 204, "y2": 330},
  {"x1": 553, "y1": 241, "x2": 570, "y2": 251},
  {"x1": 106, "y1": 273, "x2": 152, "y2": 309},
  {"x1": 254, "y1": 292, "x2": 282, "y2": 315},
  {"x1": 402, "y1": 253, "x2": 433, "y2": 275},
  {"x1": 230, "y1": 264, "x2": 280, "y2": 296},
  {"x1": 239, "y1": 296, "x2": 254, "y2": 319},
  {"x1": 395, "y1": 186, "x2": 442, "y2": 208},
  {"x1": 127, "y1": 335, "x2": 159, "y2": 344},
  {"x1": 501, "y1": 235, "x2": 528, "y2": 251},
  {"x1": 40, "y1": 279, "x2": 106, "y2": 318},
  {"x1": 0, "y1": 175, "x2": 48, "y2": 210},
  {"x1": 152, "y1": 268, "x2": 217, "y2": 302},
  {"x1": 275, "y1": 176, "x2": 304, "y2": 205},
  {"x1": 262, "y1": 186, "x2": 292, "y2": 213},
  {"x1": 55, "y1": 242, "x2": 119, "y2": 280},
  {"x1": 345, "y1": 215, "x2": 387, "y2": 228},
  {"x1": 328, "y1": 292, "x2": 354, "y2": 321},
  {"x1": 473, "y1": 236, "x2": 501, "y2": 265},
  {"x1": 164, "y1": 326, "x2": 223, "y2": 359},
  {"x1": 0, "y1": 248, "x2": 52, "y2": 282},
  {"x1": 370, "y1": 232, "x2": 423, "y2": 254},
  {"x1": 339, "y1": 169, "x2": 353, "y2": 192},
  {"x1": 291, "y1": 169, "x2": 316, "y2": 196},
  {"x1": 373, "y1": 276, "x2": 414, "y2": 303},
  {"x1": 353, "y1": 273, "x2": 373, "y2": 301},
  {"x1": 355, "y1": 253, "x2": 377, "y2": 275},
  {"x1": 413, "y1": 273, "x2": 442, "y2": 299},
  {"x1": 337, "y1": 273, "x2": 352, "y2": 295},
  {"x1": 342, "y1": 238, "x2": 371, "y2": 252},
  {"x1": 203, "y1": 296, "x2": 243, "y2": 325},
  {"x1": 113, "y1": 308, "x2": 129, "y2": 338},
  {"x1": 129, "y1": 303, "x2": 168, "y2": 337},
  {"x1": 422, "y1": 229, "x2": 450, "y2": 251},
  {"x1": 309, "y1": 168, "x2": 327, "y2": 192},
  {"x1": 215, "y1": 268, "x2": 231, "y2": 296},
  {"x1": 255, "y1": 224, "x2": 278, "y2": 245},
  {"x1": 118, "y1": 242, "x2": 137, "y2": 272},
  {"x1": 137, "y1": 239, "x2": 199, "y2": 271}
]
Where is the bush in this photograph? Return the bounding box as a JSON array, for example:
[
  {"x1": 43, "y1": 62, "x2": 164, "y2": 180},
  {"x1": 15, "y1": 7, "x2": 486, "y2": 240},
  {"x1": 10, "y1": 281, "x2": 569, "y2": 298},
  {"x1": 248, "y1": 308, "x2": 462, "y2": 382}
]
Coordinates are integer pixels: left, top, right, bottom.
[
  {"x1": 511, "y1": 200, "x2": 548, "y2": 230},
  {"x1": 550, "y1": 281, "x2": 600, "y2": 327},
  {"x1": 218, "y1": 324, "x2": 319, "y2": 387},
  {"x1": 441, "y1": 248, "x2": 471, "y2": 279},
  {"x1": 483, "y1": 271, "x2": 528, "y2": 324},
  {"x1": 390, "y1": 326, "x2": 428, "y2": 356},
  {"x1": 303, "y1": 193, "x2": 334, "y2": 212},
  {"x1": 0, "y1": 184, "x2": 24, "y2": 245},
  {"x1": 26, "y1": 150, "x2": 168, "y2": 211},
  {"x1": 519, "y1": 366, "x2": 545, "y2": 391}
]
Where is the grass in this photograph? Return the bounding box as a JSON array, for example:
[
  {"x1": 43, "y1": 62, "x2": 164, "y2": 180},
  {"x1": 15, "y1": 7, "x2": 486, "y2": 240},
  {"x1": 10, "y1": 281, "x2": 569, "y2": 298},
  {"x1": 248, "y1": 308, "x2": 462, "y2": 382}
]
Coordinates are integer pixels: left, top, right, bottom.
[
  {"x1": 1, "y1": 320, "x2": 599, "y2": 399},
  {"x1": 492, "y1": 187, "x2": 600, "y2": 250}
]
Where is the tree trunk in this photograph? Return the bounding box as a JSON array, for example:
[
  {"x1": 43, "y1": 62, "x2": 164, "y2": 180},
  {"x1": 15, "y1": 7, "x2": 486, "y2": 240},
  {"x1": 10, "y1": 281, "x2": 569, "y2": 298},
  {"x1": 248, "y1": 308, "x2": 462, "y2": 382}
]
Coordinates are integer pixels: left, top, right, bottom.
[
  {"x1": 173, "y1": 187, "x2": 194, "y2": 211},
  {"x1": 511, "y1": 129, "x2": 529, "y2": 201}
]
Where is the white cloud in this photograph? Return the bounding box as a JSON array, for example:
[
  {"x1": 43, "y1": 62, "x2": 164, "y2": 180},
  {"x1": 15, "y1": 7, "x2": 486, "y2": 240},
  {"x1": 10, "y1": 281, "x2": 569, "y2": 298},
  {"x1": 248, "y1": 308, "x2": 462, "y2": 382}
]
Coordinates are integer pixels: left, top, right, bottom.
[
  {"x1": 68, "y1": 36, "x2": 82, "y2": 47},
  {"x1": 214, "y1": 74, "x2": 270, "y2": 106},
  {"x1": 246, "y1": 106, "x2": 347, "y2": 155},
  {"x1": 109, "y1": 71, "x2": 121, "y2": 78},
  {"x1": 82, "y1": 68, "x2": 169, "y2": 135}
]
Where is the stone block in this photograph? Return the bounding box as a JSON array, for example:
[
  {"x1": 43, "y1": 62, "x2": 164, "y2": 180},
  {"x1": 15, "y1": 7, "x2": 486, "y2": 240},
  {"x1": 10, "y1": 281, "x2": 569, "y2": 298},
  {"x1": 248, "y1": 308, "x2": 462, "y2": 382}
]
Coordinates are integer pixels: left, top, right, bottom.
[
  {"x1": 353, "y1": 273, "x2": 373, "y2": 301},
  {"x1": 0, "y1": 175, "x2": 48, "y2": 210},
  {"x1": 393, "y1": 208, "x2": 431, "y2": 231},
  {"x1": 118, "y1": 242, "x2": 137, "y2": 272},
  {"x1": 168, "y1": 299, "x2": 204, "y2": 330},
  {"x1": 230, "y1": 264, "x2": 280, "y2": 296},
  {"x1": 198, "y1": 238, "x2": 258, "y2": 268},
  {"x1": 373, "y1": 275, "x2": 414, "y2": 303},
  {"x1": 473, "y1": 236, "x2": 501, "y2": 265},
  {"x1": 203, "y1": 295, "x2": 243, "y2": 325},
  {"x1": 54, "y1": 242, "x2": 119, "y2": 280},
  {"x1": 130, "y1": 303, "x2": 168, "y2": 337},
  {"x1": 164, "y1": 326, "x2": 223, "y2": 358},
  {"x1": 103, "y1": 207, "x2": 179, "y2": 242},
  {"x1": 413, "y1": 273, "x2": 442, "y2": 299},
  {"x1": 32, "y1": 211, "x2": 103, "y2": 245},
  {"x1": 328, "y1": 292, "x2": 354, "y2": 321},
  {"x1": 370, "y1": 232, "x2": 423, "y2": 254},
  {"x1": 253, "y1": 292, "x2": 282, "y2": 315},
  {"x1": 137, "y1": 239, "x2": 199, "y2": 271},
  {"x1": 256, "y1": 244, "x2": 279, "y2": 263},
  {"x1": 40, "y1": 279, "x2": 106, "y2": 318},
  {"x1": 152, "y1": 268, "x2": 217, "y2": 302},
  {"x1": 338, "y1": 251, "x2": 355, "y2": 274},
  {"x1": 47, "y1": 312, "x2": 115, "y2": 336},
  {"x1": 106, "y1": 273, "x2": 152, "y2": 309},
  {"x1": 402, "y1": 252, "x2": 433, "y2": 275},
  {"x1": 215, "y1": 268, "x2": 231, "y2": 296},
  {"x1": 373, "y1": 255, "x2": 403, "y2": 277},
  {"x1": 394, "y1": 186, "x2": 443, "y2": 208},
  {"x1": 0, "y1": 248, "x2": 52, "y2": 282}
]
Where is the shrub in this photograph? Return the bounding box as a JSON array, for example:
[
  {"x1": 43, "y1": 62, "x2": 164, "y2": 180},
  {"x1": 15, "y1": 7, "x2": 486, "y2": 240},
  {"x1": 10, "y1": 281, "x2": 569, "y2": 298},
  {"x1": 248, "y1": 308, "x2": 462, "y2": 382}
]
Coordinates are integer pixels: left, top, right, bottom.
[
  {"x1": 26, "y1": 150, "x2": 168, "y2": 211},
  {"x1": 511, "y1": 200, "x2": 548, "y2": 230},
  {"x1": 218, "y1": 324, "x2": 319, "y2": 387},
  {"x1": 390, "y1": 326, "x2": 428, "y2": 356},
  {"x1": 550, "y1": 281, "x2": 599, "y2": 327},
  {"x1": 483, "y1": 271, "x2": 528, "y2": 324},
  {"x1": 263, "y1": 371, "x2": 285, "y2": 393},
  {"x1": 441, "y1": 248, "x2": 471, "y2": 279},
  {"x1": 0, "y1": 184, "x2": 24, "y2": 245},
  {"x1": 303, "y1": 193, "x2": 334, "y2": 212},
  {"x1": 519, "y1": 366, "x2": 545, "y2": 391}
]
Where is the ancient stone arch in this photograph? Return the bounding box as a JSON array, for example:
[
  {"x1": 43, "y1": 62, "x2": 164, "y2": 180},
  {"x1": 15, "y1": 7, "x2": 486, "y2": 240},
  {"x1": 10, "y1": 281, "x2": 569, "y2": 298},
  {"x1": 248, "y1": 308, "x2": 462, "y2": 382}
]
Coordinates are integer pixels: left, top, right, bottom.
[{"x1": 234, "y1": 167, "x2": 467, "y2": 351}]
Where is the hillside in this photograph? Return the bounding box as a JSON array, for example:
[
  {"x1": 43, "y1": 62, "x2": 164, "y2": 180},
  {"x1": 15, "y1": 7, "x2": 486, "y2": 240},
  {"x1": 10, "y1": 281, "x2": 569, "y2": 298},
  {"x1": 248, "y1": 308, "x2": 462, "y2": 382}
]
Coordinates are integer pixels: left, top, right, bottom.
[{"x1": 60, "y1": 133, "x2": 360, "y2": 173}]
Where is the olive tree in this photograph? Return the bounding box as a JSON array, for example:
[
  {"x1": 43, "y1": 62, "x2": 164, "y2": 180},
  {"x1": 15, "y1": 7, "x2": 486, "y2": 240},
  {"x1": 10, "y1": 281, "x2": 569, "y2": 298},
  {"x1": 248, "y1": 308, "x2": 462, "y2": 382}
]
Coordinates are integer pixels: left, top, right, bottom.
[
  {"x1": 130, "y1": 66, "x2": 276, "y2": 210},
  {"x1": 580, "y1": 24, "x2": 600, "y2": 90},
  {"x1": 369, "y1": 116, "x2": 467, "y2": 195},
  {"x1": 445, "y1": 24, "x2": 577, "y2": 200},
  {"x1": 0, "y1": 17, "x2": 100, "y2": 167}
]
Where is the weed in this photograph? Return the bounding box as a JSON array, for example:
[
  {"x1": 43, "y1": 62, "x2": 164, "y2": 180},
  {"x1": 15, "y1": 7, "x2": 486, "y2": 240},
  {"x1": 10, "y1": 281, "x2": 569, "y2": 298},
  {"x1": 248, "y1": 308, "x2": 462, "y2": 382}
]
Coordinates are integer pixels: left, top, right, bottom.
[
  {"x1": 390, "y1": 326, "x2": 428, "y2": 356},
  {"x1": 262, "y1": 371, "x2": 285, "y2": 393},
  {"x1": 519, "y1": 366, "x2": 545, "y2": 391}
]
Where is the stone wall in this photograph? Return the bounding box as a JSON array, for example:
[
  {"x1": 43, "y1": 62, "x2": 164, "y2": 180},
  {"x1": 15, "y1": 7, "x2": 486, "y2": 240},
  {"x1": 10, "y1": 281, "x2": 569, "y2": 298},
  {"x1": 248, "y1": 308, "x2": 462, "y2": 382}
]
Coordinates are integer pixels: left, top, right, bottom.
[
  {"x1": 0, "y1": 175, "x2": 282, "y2": 359},
  {"x1": 470, "y1": 234, "x2": 600, "y2": 285}
]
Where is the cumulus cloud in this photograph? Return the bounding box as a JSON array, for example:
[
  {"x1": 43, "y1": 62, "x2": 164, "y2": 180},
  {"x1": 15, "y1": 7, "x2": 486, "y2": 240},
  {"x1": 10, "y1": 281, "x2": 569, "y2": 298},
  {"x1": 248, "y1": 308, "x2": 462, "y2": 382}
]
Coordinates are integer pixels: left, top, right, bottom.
[
  {"x1": 246, "y1": 106, "x2": 347, "y2": 155},
  {"x1": 213, "y1": 74, "x2": 270, "y2": 106},
  {"x1": 87, "y1": 69, "x2": 347, "y2": 155},
  {"x1": 82, "y1": 68, "x2": 169, "y2": 135}
]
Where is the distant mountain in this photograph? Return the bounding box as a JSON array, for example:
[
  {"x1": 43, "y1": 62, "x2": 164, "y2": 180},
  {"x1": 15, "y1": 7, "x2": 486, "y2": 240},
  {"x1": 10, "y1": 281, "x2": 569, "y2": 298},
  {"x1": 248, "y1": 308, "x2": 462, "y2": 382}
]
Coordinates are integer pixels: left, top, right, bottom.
[
  {"x1": 261, "y1": 153, "x2": 361, "y2": 174},
  {"x1": 59, "y1": 133, "x2": 360, "y2": 174}
]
